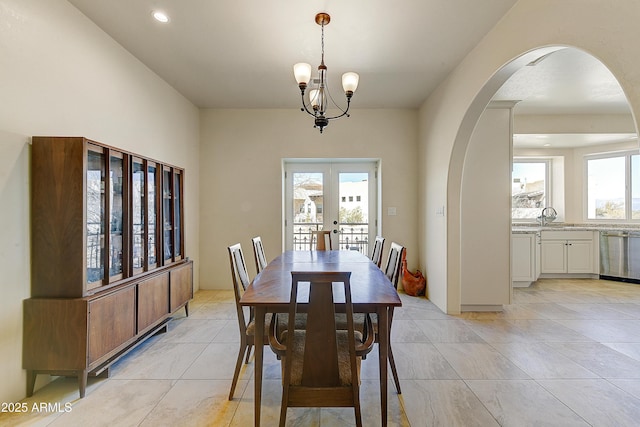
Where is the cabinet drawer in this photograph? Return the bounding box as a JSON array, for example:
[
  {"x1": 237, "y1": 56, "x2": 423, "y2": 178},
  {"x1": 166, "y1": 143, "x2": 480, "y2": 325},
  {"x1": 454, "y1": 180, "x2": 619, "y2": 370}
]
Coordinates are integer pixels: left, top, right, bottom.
[
  {"x1": 138, "y1": 273, "x2": 170, "y2": 333},
  {"x1": 541, "y1": 230, "x2": 593, "y2": 240},
  {"x1": 88, "y1": 287, "x2": 136, "y2": 364}
]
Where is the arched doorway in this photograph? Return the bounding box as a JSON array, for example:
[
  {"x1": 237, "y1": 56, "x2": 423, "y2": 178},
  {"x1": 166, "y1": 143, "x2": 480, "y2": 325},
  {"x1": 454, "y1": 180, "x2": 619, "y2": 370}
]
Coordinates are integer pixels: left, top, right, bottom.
[{"x1": 447, "y1": 46, "x2": 639, "y2": 313}]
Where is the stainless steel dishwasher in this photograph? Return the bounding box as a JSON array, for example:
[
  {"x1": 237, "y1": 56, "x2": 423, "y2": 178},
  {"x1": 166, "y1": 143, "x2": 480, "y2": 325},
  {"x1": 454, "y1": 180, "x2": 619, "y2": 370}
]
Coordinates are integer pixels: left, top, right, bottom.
[{"x1": 600, "y1": 231, "x2": 640, "y2": 283}]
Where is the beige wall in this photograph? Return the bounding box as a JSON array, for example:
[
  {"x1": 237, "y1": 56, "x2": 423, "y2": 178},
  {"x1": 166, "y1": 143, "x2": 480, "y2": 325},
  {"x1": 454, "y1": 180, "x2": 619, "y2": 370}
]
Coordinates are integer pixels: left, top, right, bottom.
[
  {"x1": 199, "y1": 108, "x2": 419, "y2": 288},
  {"x1": 419, "y1": 0, "x2": 640, "y2": 314},
  {"x1": 460, "y1": 106, "x2": 512, "y2": 309},
  {"x1": 0, "y1": 0, "x2": 200, "y2": 402}
]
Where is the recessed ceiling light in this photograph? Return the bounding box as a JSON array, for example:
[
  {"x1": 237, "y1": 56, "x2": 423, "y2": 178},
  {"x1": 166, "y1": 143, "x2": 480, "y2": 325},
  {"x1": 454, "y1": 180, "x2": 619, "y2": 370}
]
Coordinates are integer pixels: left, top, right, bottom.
[{"x1": 152, "y1": 11, "x2": 169, "y2": 23}]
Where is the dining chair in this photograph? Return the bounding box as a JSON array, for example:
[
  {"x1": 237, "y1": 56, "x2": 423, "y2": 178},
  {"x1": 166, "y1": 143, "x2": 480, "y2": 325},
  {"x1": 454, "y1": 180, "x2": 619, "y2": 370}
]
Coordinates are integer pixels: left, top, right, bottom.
[
  {"x1": 228, "y1": 243, "x2": 307, "y2": 400},
  {"x1": 370, "y1": 236, "x2": 385, "y2": 267},
  {"x1": 338, "y1": 241, "x2": 404, "y2": 394},
  {"x1": 311, "y1": 230, "x2": 332, "y2": 250},
  {"x1": 227, "y1": 243, "x2": 263, "y2": 400},
  {"x1": 251, "y1": 236, "x2": 268, "y2": 274},
  {"x1": 381, "y1": 242, "x2": 405, "y2": 394},
  {"x1": 269, "y1": 271, "x2": 374, "y2": 427}
]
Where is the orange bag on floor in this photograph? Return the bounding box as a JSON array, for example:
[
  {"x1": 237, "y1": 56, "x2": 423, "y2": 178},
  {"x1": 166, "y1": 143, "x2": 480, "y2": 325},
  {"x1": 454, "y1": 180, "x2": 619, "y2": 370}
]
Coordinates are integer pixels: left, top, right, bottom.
[{"x1": 401, "y1": 250, "x2": 426, "y2": 297}]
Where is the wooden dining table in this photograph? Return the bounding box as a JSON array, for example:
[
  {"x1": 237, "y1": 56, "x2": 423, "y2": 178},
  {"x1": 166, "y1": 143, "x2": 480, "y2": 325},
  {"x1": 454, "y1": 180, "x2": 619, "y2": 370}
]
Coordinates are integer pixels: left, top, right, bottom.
[{"x1": 239, "y1": 249, "x2": 403, "y2": 426}]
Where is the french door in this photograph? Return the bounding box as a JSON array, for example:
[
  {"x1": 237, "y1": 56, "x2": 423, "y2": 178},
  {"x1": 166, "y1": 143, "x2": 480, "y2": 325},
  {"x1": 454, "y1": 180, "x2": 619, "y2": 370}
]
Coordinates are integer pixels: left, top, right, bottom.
[{"x1": 284, "y1": 161, "x2": 378, "y2": 253}]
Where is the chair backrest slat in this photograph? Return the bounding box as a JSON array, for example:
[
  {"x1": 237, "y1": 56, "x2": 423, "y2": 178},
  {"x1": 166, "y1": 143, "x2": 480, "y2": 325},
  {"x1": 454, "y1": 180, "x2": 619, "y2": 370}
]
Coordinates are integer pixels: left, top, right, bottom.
[
  {"x1": 370, "y1": 236, "x2": 385, "y2": 267},
  {"x1": 287, "y1": 271, "x2": 355, "y2": 388},
  {"x1": 384, "y1": 242, "x2": 405, "y2": 289},
  {"x1": 251, "y1": 236, "x2": 268, "y2": 273}
]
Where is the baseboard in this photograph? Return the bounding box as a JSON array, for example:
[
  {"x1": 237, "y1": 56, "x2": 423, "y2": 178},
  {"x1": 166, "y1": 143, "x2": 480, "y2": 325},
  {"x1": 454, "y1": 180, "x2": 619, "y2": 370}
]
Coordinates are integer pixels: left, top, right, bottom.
[
  {"x1": 512, "y1": 280, "x2": 533, "y2": 288},
  {"x1": 460, "y1": 304, "x2": 503, "y2": 312}
]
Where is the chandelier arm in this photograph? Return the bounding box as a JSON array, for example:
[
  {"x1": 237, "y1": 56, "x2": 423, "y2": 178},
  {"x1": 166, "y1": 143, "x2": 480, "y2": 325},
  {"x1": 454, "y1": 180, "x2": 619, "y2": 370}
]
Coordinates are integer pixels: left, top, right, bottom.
[
  {"x1": 323, "y1": 82, "x2": 352, "y2": 118},
  {"x1": 300, "y1": 92, "x2": 318, "y2": 117},
  {"x1": 324, "y1": 99, "x2": 351, "y2": 120}
]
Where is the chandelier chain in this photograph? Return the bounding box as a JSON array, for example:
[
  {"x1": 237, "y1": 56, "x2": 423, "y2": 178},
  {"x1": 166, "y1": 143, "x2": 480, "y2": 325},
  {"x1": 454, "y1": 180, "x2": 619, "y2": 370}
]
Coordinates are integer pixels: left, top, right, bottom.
[{"x1": 321, "y1": 22, "x2": 325, "y2": 65}]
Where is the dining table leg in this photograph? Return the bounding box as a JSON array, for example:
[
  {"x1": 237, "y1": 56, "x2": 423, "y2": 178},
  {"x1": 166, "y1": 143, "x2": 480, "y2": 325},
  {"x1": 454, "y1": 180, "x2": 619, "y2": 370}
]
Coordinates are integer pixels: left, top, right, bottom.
[
  {"x1": 253, "y1": 306, "x2": 266, "y2": 427},
  {"x1": 377, "y1": 306, "x2": 389, "y2": 427}
]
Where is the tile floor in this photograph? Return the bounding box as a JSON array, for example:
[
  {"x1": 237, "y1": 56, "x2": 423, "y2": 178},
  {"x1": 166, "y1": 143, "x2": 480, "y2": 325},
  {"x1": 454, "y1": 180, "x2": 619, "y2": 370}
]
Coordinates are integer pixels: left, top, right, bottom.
[{"x1": 4, "y1": 278, "x2": 640, "y2": 426}]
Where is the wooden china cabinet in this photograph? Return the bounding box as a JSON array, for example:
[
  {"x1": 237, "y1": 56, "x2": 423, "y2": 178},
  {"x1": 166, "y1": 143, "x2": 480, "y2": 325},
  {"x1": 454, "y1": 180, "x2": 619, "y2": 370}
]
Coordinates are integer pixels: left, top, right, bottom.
[{"x1": 23, "y1": 137, "x2": 193, "y2": 398}]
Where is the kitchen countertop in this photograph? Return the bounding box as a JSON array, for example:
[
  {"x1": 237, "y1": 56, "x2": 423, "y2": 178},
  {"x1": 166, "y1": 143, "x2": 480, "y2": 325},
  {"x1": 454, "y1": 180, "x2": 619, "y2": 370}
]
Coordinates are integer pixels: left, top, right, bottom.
[{"x1": 512, "y1": 223, "x2": 640, "y2": 233}]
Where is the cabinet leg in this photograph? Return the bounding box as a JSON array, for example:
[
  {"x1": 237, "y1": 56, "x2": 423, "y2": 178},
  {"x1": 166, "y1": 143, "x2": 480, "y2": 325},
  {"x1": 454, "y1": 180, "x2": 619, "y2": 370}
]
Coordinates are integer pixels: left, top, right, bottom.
[
  {"x1": 78, "y1": 370, "x2": 88, "y2": 398},
  {"x1": 184, "y1": 302, "x2": 189, "y2": 317},
  {"x1": 26, "y1": 370, "x2": 36, "y2": 397}
]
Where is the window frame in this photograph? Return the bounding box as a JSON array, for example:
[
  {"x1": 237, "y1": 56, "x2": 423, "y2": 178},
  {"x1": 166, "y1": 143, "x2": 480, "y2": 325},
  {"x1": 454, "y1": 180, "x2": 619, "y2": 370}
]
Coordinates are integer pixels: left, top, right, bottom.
[
  {"x1": 584, "y1": 150, "x2": 639, "y2": 222},
  {"x1": 511, "y1": 158, "x2": 552, "y2": 222}
]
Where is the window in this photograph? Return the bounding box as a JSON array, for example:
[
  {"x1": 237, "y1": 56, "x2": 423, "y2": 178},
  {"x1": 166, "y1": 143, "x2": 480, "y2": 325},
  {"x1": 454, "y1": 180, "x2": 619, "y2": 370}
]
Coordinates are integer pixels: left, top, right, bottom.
[
  {"x1": 586, "y1": 151, "x2": 639, "y2": 220},
  {"x1": 512, "y1": 160, "x2": 550, "y2": 220}
]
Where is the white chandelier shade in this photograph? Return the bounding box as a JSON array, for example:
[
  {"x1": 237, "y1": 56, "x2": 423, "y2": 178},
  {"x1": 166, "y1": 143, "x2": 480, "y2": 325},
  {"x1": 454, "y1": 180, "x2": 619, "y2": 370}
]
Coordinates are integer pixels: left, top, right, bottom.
[
  {"x1": 341, "y1": 72, "x2": 359, "y2": 94},
  {"x1": 293, "y1": 63, "x2": 312, "y2": 85}
]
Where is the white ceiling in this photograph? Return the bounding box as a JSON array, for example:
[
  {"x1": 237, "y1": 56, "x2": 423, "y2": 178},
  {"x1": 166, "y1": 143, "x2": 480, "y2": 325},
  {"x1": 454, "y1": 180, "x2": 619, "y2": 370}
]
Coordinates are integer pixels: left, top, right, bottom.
[
  {"x1": 66, "y1": 0, "x2": 519, "y2": 109},
  {"x1": 493, "y1": 48, "x2": 631, "y2": 115},
  {"x1": 493, "y1": 48, "x2": 635, "y2": 149},
  {"x1": 66, "y1": 1, "x2": 636, "y2": 148}
]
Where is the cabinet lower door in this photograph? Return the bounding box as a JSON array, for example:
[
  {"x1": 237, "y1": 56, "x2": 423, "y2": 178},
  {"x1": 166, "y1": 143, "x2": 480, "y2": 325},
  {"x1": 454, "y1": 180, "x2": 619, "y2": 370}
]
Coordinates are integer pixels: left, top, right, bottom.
[
  {"x1": 170, "y1": 262, "x2": 193, "y2": 312},
  {"x1": 512, "y1": 234, "x2": 535, "y2": 282},
  {"x1": 541, "y1": 240, "x2": 567, "y2": 273},
  {"x1": 88, "y1": 287, "x2": 136, "y2": 364},
  {"x1": 567, "y1": 240, "x2": 593, "y2": 273},
  {"x1": 138, "y1": 273, "x2": 170, "y2": 334}
]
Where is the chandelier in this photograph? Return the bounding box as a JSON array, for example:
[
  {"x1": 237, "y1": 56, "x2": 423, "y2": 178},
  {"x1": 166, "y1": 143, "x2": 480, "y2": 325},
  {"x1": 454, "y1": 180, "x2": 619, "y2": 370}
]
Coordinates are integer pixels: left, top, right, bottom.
[{"x1": 294, "y1": 13, "x2": 359, "y2": 134}]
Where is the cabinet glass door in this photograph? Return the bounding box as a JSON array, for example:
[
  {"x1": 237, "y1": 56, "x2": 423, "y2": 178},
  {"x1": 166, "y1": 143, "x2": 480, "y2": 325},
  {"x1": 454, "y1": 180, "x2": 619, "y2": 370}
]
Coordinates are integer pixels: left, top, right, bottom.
[
  {"x1": 147, "y1": 162, "x2": 158, "y2": 269},
  {"x1": 174, "y1": 170, "x2": 182, "y2": 260},
  {"x1": 162, "y1": 166, "x2": 174, "y2": 264},
  {"x1": 109, "y1": 152, "x2": 125, "y2": 280},
  {"x1": 86, "y1": 146, "x2": 106, "y2": 288},
  {"x1": 132, "y1": 158, "x2": 145, "y2": 274}
]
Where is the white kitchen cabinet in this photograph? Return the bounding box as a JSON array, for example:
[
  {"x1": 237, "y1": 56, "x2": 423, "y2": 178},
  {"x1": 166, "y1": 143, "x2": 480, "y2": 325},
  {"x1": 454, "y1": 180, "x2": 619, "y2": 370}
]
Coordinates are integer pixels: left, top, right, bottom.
[
  {"x1": 512, "y1": 233, "x2": 537, "y2": 286},
  {"x1": 540, "y1": 239, "x2": 567, "y2": 273},
  {"x1": 540, "y1": 230, "x2": 596, "y2": 274},
  {"x1": 566, "y1": 240, "x2": 594, "y2": 273}
]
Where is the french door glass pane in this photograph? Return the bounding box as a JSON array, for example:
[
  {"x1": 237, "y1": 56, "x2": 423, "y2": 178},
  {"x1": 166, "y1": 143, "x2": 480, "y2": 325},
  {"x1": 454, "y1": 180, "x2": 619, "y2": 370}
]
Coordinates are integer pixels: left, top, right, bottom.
[
  {"x1": 512, "y1": 162, "x2": 546, "y2": 219},
  {"x1": 109, "y1": 154, "x2": 124, "y2": 277},
  {"x1": 633, "y1": 155, "x2": 640, "y2": 219},
  {"x1": 292, "y1": 172, "x2": 324, "y2": 250},
  {"x1": 86, "y1": 150, "x2": 105, "y2": 284},
  {"x1": 147, "y1": 164, "x2": 157, "y2": 267},
  {"x1": 132, "y1": 160, "x2": 145, "y2": 270},
  {"x1": 587, "y1": 156, "x2": 625, "y2": 219},
  {"x1": 338, "y1": 172, "x2": 369, "y2": 254}
]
